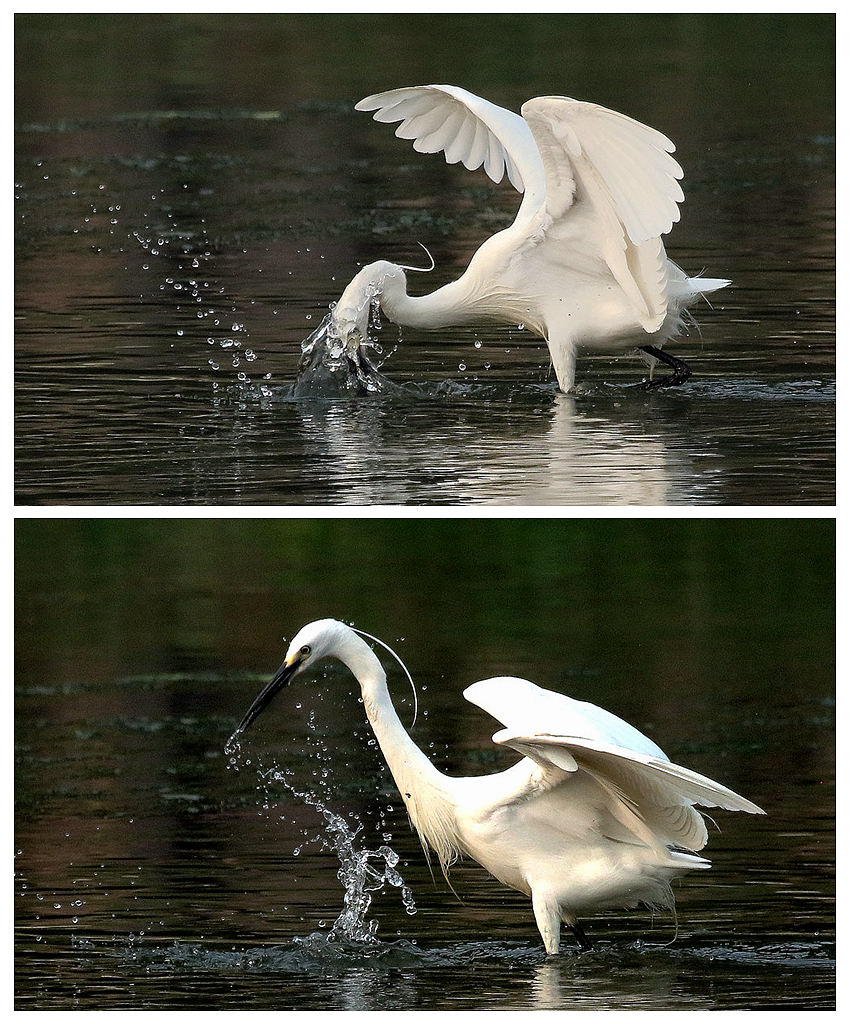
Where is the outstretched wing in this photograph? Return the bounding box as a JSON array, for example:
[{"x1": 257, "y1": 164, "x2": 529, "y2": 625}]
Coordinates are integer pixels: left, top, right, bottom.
[
  {"x1": 355, "y1": 85, "x2": 546, "y2": 213},
  {"x1": 464, "y1": 676, "x2": 764, "y2": 853},
  {"x1": 464, "y1": 676, "x2": 668, "y2": 760},
  {"x1": 521, "y1": 97, "x2": 684, "y2": 245},
  {"x1": 521, "y1": 97, "x2": 685, "y2": 331}
]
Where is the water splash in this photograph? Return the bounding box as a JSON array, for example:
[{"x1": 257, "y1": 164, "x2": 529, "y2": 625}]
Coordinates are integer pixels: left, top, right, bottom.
[
  {"x1": 226, "y1": 734, "x2": 416, "y2": 945},
  {"x1": 303, "y1": 790, "x2": 417, "y2": 944},
  {"x1": 282, "y1": 309, "x2": 395, "y2": 398}
]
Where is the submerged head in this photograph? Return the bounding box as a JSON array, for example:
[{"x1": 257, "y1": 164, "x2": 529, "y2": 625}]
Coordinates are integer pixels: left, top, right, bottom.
[
  {"x1": 331, "y1": 261, "x2": 400, "y2": 350},
  {"x1": 232, "y1": 618, "x2": 353, "y2": 737}
]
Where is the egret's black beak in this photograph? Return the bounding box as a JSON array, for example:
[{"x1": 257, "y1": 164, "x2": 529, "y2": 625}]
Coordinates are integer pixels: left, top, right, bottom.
[{"x1": 233, "y1": 657, "x2": 300, "y2": 737}]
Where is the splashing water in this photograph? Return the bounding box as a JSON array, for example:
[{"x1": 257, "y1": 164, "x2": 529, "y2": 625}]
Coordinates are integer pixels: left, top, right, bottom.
[
  {"x1": 290, "y1": 779, "x2": 417, "y2": 944},
  {"x1": 286, "y1": 305, "x2": 395, "y2": 398},
  {"x1": 226, "y1": 732, "x2": 416, "y2": 945}
]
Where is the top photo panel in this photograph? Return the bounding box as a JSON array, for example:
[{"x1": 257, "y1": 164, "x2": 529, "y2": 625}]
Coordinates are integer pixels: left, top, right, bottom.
[{"x1": 14, "y1": 13, "x2": 835, "y2": 506}]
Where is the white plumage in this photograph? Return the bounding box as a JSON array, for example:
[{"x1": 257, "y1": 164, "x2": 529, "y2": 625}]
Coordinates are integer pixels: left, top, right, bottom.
[
  {"x1": 329, "y1": 85, "x2": 729, "y2": 391},
  {"x1": 233, "y1": 619, "x2": 764, "y2": 953}
]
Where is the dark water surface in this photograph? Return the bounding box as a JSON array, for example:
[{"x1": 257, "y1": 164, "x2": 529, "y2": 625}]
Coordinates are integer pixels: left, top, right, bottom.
[
  {"x1": 14, "y1": 14, "x2": 835, "y2": 505},
  {"x1": 15, "y1": 520, "x2": 835, "y2": 1009}
]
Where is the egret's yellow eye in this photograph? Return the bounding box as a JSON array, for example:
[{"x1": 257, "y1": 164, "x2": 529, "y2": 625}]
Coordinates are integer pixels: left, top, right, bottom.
[{"x1": 299, "y1": 644, "x2": 312, "y2": 657}]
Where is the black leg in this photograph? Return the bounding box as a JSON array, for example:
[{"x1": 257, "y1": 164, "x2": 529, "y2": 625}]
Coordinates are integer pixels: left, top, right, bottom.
[
  {"x1": 635, "y1": 344, "x2": 692, "y2": 390},
  {"x1": 570, "y1": 922, "x2": 593, "y2": 951}
]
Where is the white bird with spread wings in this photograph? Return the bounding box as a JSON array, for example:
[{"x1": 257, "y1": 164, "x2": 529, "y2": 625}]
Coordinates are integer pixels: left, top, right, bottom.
[
  {"x1": 232, "y1": 619, "x2": 763, "y2": 953},
  {"x1": 330, "y1": 85, "x2": 729, "y2": 392}
]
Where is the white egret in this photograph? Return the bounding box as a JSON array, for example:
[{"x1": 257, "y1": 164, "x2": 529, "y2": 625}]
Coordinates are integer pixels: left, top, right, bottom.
[
  {"x1": 329, "y1": 85, "x2": 730, "y2": 392},
  {"x1": 233, "y1": 619, "x2": 764, "y2": 954}
]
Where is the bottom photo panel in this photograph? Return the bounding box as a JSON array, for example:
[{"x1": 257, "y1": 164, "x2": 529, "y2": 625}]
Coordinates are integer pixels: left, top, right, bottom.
[{"x1": 14, "y1": 517, "x2": 835, "y2": 1011}]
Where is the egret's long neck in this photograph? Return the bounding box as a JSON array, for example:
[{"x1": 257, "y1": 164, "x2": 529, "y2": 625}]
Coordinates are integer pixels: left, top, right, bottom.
[
  {"x1": 378, "y1": 267, "x2": 481, "y2": 330},
  {"x1": 336, "y1": 630, "x2": 461, "y2": 872},
  {"x1": 332, "y1": 260, "x2": 483, "y2": 339},
  {"x1": 337, "y1": 632, "x2": 441, "y2": 789}
]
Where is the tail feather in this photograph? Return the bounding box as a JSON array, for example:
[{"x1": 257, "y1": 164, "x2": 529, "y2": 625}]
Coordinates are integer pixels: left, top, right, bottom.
[
  {"x1": 667, "y1": 849, "x2": 711, "y2": 871},
  {"x1": 685, "y1": 276, "x2": 731, "y2": 297}
]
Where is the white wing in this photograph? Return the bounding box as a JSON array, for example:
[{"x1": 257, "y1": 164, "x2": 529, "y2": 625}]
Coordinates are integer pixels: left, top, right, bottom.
[
  {"x1": 465, "y1": 677, "x2": 764, "y2": 852},
  {"x1": 355, "y1": 85, "x2": 546, "y2": 209},
  {"x1": 521, "y1": 96, "x2": 684, "y2": 330},
  {"x1": 357, "y1": 88, "x2": 688, "y2": 332},
  {"x1": 464, "y1": 676, "x2": 667, "y2": 759},
  {"x1": 521, "y1": 97, "x2": 684, "y2": 245}
]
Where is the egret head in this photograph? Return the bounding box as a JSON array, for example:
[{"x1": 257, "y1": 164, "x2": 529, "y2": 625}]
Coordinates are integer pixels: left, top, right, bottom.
[
  {"x1": 232, "y1": 618, "x2": 418, "y2": 740},
  {"x1": 233, "y1": 618, "x2": 348, "y2": 737}
]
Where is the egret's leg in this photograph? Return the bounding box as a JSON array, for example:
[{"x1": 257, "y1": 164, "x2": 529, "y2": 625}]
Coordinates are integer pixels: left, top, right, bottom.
[
  {"x1": 531, "y1": 889, "x2": 562, "y2": 955},
  {"x1": 559, "y1": 909, "x2": 593, "y2": 951},
  {"x1": 635, "y1": 345, "x2": 692, "y2": 389},
  {"x1": 547, "y1": 334, "x2": 577, "y2": 393},
  {"x1": 569, "y1": 921, "x2": 593, "y2": 951}
]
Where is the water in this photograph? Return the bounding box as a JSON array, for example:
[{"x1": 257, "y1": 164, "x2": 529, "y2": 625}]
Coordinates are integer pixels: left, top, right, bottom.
[
  {"x1": 224, "y1": 731, "x2": 418, "y2": 945},
  {"x1": 14, "y1": 520, "x2": 835, "y2": 1009},
  {"x1": 14, "y1": 14, "x2": 835, "y2": 505},
  {"x1": 289, "y1": 312, "x2": 397, "y2": 398}
]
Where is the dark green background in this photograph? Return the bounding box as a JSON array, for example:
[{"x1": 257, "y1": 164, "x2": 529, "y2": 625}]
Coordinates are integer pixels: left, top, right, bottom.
[
  {"x1": 16, "y1": 13, "x2": 833, "y2": 123},
  {"x1": 15, "y1": 517, "x2": 834, "y2": 720}
]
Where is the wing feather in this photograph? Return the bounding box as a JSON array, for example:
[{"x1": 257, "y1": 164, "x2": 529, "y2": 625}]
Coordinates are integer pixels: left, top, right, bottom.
[
  {"x1": 443, "y1": 114, "x2": 476, "y2": 165},
  {"x1": 493, "y1": 730, "x2": 764, "y2": 851},
  {"x1": 395, "y1": 105, "x2": 450, "y2": 141},
  {"x1": 521, "y1": 96, "x2": 685, "y2": 329},
  {"x1": 356, "y1": 85, "x2": 545, "y2": 202},
  {"x1": 465, "y1": 117, "x2": 491, "y2": 171}
]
